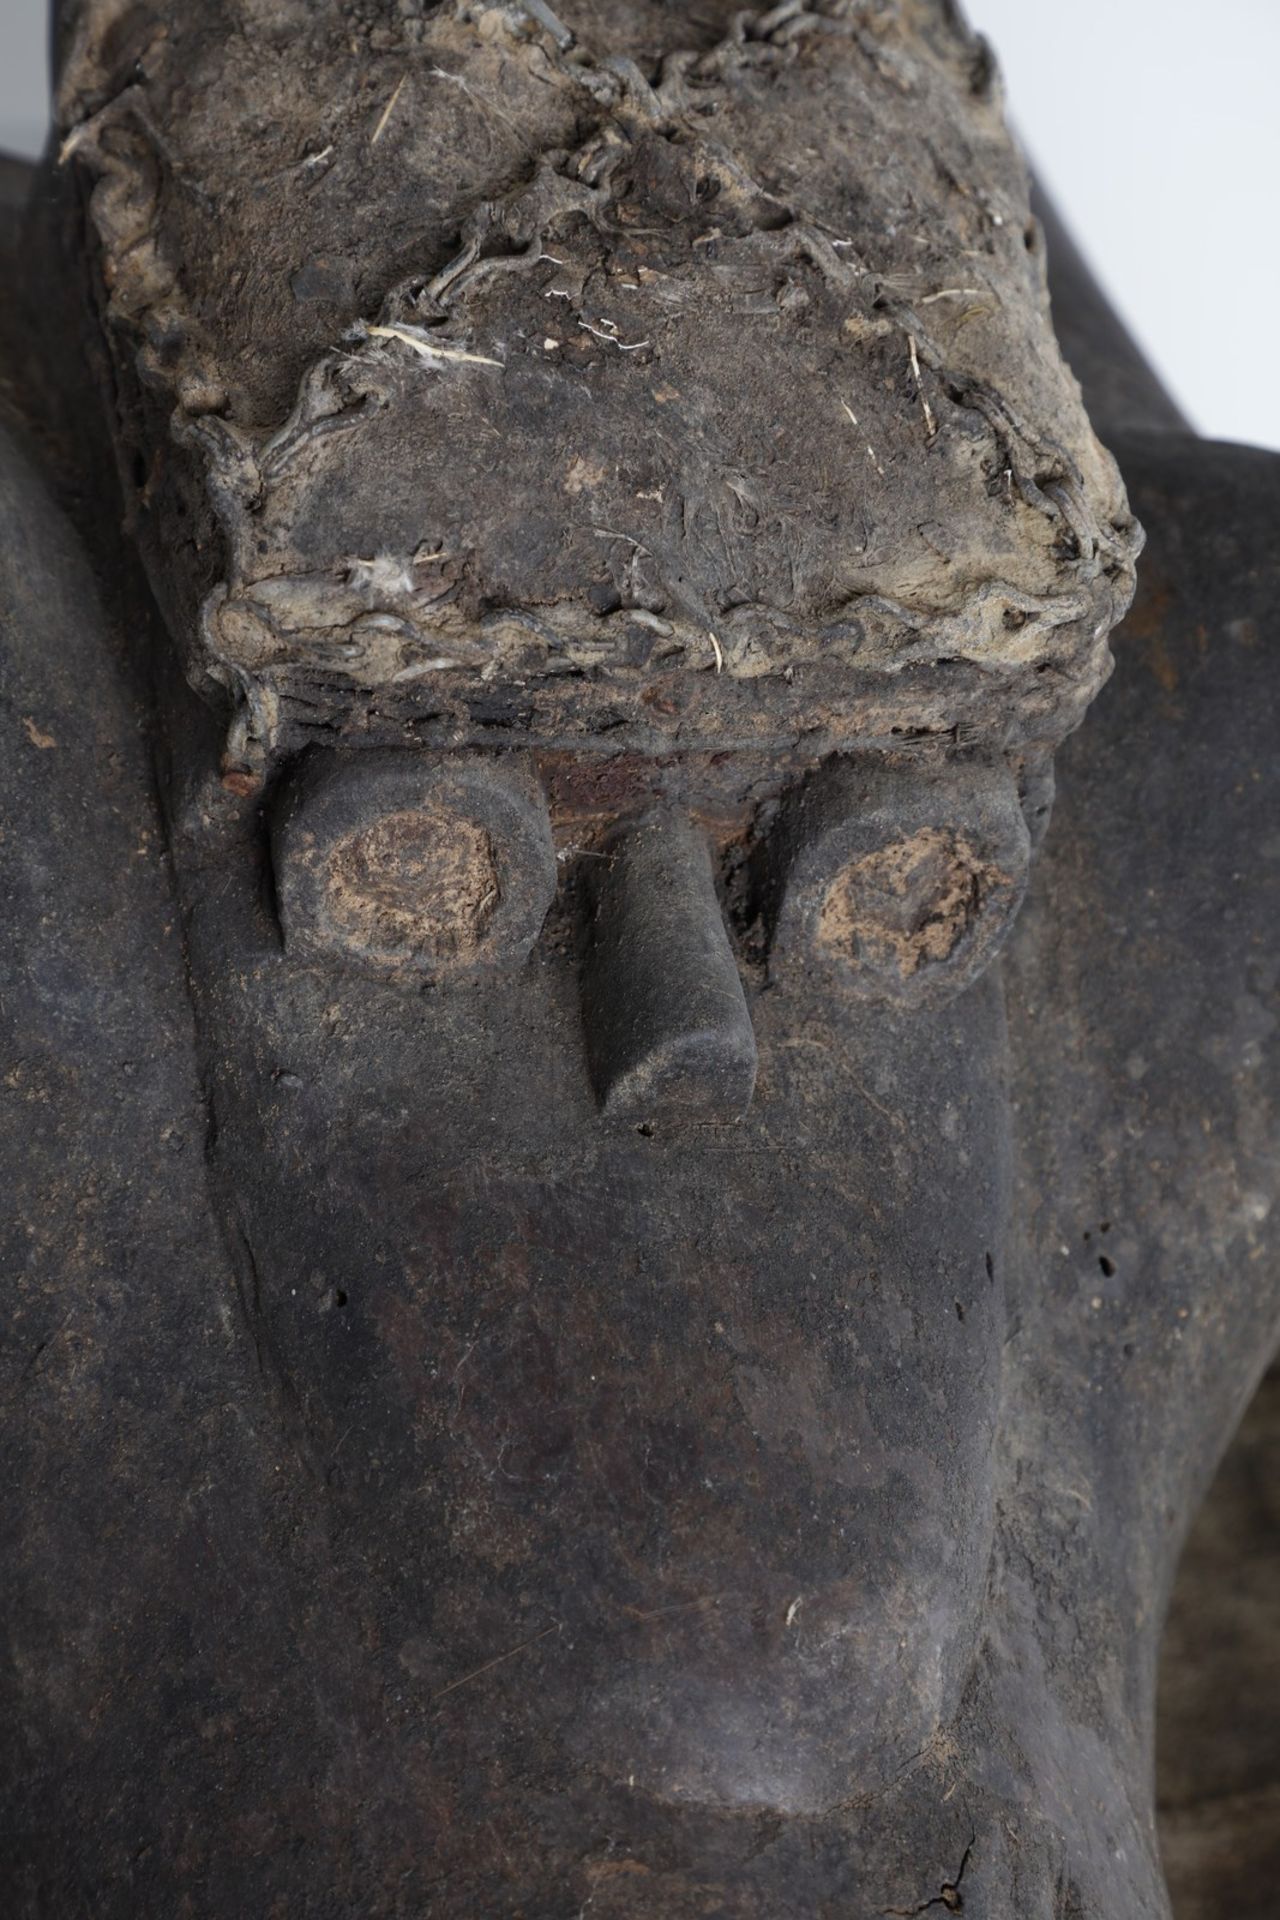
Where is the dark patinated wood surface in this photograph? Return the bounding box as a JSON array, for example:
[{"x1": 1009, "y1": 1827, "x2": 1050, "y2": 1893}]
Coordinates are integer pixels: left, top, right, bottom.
[
  {"x1": 1157, "y1": 1365, "x2": 1280, "y2": 1919},
  {"x1": 0, "y1": 13, "x2": 1277, "y2": 1911}
]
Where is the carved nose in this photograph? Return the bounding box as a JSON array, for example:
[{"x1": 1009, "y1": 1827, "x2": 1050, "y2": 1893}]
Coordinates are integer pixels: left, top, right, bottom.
[{"x1": 579, "y1": 810, "x2": 758, "y2": 1127}]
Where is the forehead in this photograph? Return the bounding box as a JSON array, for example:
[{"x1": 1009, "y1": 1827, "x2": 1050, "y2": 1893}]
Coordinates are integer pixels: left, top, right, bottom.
[{"x1": 65, "y1": 0, "x2": 1138, "y2": 772}]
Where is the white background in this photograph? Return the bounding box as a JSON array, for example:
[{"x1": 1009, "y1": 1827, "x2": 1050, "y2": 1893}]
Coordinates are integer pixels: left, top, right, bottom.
[{"x1": 2, "y1": 1, "x2": 1278, "y2": 448}]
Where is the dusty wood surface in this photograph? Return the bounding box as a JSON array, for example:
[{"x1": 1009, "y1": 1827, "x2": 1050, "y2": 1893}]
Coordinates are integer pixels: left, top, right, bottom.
[{"x1": 0, "y1": 13, "x2": 1273, "y2": 1918}]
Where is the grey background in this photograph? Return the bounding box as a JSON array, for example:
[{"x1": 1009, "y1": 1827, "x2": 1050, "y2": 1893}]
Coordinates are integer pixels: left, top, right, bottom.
[{"x1": 2, "y1": 0, "x2": 1278, "y2": 448}]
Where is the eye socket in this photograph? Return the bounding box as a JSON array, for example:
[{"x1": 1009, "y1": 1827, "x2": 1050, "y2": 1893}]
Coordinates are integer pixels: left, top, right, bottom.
[
  {"x1": 764, "y1": 756, "x2": 1031, "y2": 1009},
  {"x1": 816, "y1": 826, "x2": 990, "y2": 983},
  {"x1": 321, "y1": 804, "x2": 499, "y2": 962},
  {"x1": 270, "y1": 749, "x2": 556, "y2": 979}
]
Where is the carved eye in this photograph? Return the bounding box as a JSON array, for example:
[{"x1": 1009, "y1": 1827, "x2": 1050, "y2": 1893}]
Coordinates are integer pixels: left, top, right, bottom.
[
  {"x1": 764, "y1": 757, "x2": 1031, "y2": 1008},
  {"x1": 270, "y1": 750, "x2": 556, "y2": 978}
]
